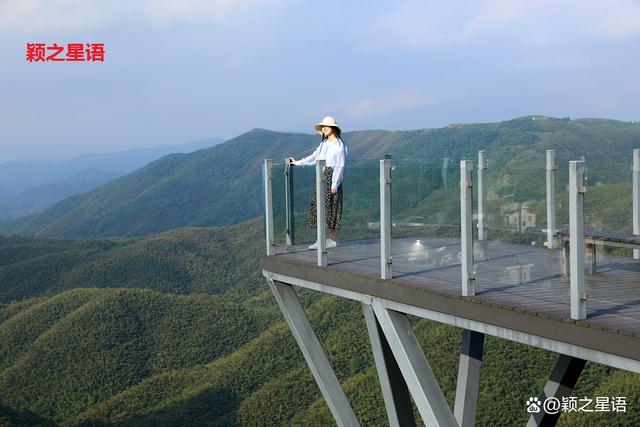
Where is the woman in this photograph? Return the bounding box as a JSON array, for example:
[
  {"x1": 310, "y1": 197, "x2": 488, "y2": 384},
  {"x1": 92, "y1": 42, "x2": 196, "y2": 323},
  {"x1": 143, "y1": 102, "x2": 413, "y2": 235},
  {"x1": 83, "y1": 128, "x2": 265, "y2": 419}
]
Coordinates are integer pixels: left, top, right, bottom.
[{"x1": 288, "y1": 116, "x2": 347, "y2": 249}]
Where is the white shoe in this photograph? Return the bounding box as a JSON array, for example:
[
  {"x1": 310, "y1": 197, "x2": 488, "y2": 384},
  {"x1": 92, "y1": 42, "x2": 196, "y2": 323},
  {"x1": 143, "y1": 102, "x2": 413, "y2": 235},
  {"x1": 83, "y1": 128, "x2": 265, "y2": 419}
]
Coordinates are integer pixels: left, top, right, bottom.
[
  {"x1": 326, "y1": 239, "x2": 337, "y2": 248},
  {"x1": 308, "y1": 241, "x2": 319, "y2": 249}
]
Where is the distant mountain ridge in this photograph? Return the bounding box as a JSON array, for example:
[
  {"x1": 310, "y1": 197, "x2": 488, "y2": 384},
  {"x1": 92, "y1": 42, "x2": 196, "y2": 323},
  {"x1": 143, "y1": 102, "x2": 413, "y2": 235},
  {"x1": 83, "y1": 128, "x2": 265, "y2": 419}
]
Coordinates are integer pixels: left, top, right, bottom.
[
  {"x1": 4, "y1": 116, "x2": 640, "y2": 237},
  {"x1": 0, "y1": 137, "x2": 224, "y2": 220},
  {"x1": 0, "y1": 137, "x2": 224, "y2": 194},
  {"x1": 0, "y1": 169, "x2": 120, "y2": 220}
]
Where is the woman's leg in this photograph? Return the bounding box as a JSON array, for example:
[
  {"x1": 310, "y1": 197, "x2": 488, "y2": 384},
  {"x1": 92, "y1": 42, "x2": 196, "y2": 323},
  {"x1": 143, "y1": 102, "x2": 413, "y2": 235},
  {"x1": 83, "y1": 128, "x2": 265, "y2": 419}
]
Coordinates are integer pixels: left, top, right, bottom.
[{"x1": 323, "y1": 167, "x2": 342, "y2": 243}]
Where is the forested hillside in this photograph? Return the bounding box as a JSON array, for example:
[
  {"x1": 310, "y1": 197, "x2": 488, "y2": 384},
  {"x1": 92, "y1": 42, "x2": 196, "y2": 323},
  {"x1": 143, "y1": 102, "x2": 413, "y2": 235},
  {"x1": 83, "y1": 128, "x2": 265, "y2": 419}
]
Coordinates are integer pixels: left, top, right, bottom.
[
  {"x1": 0, "y1": 220, "x2": 264, "y2": 303},
  {"x1": 5, "y1": 117, "x2": 640, "y2": 238},
  {"x1": 0, "y1": 219, "x2": 638, "y2": 426}
]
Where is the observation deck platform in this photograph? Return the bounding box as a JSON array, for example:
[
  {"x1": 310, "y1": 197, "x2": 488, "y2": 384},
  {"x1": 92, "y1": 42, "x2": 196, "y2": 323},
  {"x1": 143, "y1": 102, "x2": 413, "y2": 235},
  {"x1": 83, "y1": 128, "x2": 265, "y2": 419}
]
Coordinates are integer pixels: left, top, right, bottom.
[
  {"x1": 260, "y1": 151, "x2": 640, "y2": 426},
  {"x1": 262, "y1": 237, "x2": 640, "y2": 368}
]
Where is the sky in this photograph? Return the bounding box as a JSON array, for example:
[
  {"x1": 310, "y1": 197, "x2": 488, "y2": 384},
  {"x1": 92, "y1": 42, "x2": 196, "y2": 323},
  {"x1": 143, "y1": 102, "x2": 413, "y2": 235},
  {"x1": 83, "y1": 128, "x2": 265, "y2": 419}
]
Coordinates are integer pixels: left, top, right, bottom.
[{"x1": 0, "y1": 0, "x2": 639, "y2": 161}]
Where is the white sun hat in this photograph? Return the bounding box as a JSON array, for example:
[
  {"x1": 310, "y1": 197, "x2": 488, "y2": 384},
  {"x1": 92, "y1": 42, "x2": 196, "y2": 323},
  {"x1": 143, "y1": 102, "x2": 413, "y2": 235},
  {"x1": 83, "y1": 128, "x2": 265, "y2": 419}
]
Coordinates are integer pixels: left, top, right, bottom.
[{"x1": 314, "y1": 116, "x2": 341, "y2": 134}]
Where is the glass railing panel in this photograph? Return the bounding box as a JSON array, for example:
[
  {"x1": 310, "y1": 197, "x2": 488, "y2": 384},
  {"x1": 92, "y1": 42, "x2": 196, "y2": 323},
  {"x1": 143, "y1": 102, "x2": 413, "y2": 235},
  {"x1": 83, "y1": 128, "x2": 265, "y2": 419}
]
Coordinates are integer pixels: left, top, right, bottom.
[
  {"x1": 286, "y1": 162, "x2": 317, "y2": 247},
  {"x1": 339, "y1": 159, "x2": 382, "y2": 242},
  {"x1": 581, "y1": 167, "x2": 639, "y2": 320},
  {"x1": 270, "y1": 163, "x2": 287, "y2": 247},
  {"x1": 388, "y1": 158, "x2": 463, "y2": 288},
  {"x1": 474, "y1": 161, "x2": 553, "y2": 304},
  {"x1": 584, "y1": 169, "x2": 633, "y2": 235},
  {"x1": 482, "y1": 163, "x2": 547, "y2": 245},
  {"x1": 391, "y1": 158, "x2": 462, "y2": 240},
  {"x1": 274, "y1": 160, "x2": 382, "y2": 250}
]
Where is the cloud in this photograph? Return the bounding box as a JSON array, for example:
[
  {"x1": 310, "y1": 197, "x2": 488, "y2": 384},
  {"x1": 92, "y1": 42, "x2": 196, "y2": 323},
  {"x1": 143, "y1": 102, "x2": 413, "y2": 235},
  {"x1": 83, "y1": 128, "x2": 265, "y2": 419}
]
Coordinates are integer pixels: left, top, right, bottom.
[
  {"x1": 359, "y1": 0, "x2": 640, "y2": 50},
  {"x1": 596, "y1": 3, "x2": 640, "y2": 38},
  {"x1": 359, "y1": 0, "x2": 530, "y2": 49},
  {"x1": 140, "y1": 0, "x2": 282, "y2": 25},
  {"x1": 0, "y1": 0, "x2": 133, "y2": 35},
  {"x1": 0, "y1": 0, "x2": 283, "y2": 36},
  {"x1": 498, "y1": 53, "x2": 600, "y2": 72},
  {"x1": 334, "y1": 90, "x2": 436, "y2": 120}
]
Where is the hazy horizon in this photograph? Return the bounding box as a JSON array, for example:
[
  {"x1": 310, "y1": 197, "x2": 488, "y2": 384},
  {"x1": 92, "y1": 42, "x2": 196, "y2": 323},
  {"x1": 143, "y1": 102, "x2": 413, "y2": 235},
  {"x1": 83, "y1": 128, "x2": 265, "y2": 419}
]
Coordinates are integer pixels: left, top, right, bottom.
[
  {"x1": 0, "y1": 136, "x2": 225, "y2": 164},
  {"x1": 2, "y1": 0, "x2": 639, "y2": 162},
  {"x1": 6, "y1": 113, "x2": 636, "y2": 164}
]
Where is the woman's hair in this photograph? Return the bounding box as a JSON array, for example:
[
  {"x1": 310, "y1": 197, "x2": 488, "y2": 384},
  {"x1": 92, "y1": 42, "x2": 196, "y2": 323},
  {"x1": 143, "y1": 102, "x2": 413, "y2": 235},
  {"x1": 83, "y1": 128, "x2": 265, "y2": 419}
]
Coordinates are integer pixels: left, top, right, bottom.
[{"x1": 321, "y1": 126, "x2": 342, "y2": 141}]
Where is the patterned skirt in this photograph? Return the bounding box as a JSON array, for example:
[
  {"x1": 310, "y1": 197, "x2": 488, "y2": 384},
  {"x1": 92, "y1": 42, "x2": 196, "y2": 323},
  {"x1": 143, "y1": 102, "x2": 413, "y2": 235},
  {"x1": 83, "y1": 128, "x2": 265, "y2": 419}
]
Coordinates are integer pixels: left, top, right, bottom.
[{"x1": 307, "y1": 167, "x2": 343, "y2": 230}]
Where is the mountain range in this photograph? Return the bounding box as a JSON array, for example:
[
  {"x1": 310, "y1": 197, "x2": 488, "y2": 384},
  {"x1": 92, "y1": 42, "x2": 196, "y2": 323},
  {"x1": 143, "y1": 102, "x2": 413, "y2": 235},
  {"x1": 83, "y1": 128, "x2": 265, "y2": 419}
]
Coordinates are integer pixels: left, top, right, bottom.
[{"x1": 4, "y1": 116, "x2": 640, "y2": 238}]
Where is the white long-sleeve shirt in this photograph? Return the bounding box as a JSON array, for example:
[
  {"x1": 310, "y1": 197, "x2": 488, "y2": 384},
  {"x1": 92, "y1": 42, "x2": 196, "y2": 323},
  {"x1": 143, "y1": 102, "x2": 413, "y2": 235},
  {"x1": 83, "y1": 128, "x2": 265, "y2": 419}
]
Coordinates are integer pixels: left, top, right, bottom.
[{"x1": 294, "y1": 138, "x2": 348, "y2": 190}]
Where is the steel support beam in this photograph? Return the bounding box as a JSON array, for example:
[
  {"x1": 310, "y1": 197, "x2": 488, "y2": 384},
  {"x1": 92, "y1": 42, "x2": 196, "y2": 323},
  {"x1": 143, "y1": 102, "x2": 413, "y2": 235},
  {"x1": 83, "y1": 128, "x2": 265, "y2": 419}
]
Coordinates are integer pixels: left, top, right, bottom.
[
  {"x1": 526, "y1": 355, "x2": 586, "y2": 427},
  {"x1": 263, "y1": 270, "x2": 640, "y2": 374},
  {"x1": 263, "y1": 159, "x2": 275, "y2": 256},
  {"x1": 477, "y1": 151, "x2": 487, "y2": 241},
  {"x1": 284, "y1": 162, "x2": 295, "y2": 246},
  {"x1": 569, "y1": 161, "x2": 586, "y2": 320},
  {"x1": 546, "y1": 150, "x2": 558, "y2": 249},
  {"x1": 381, "y1": 156, "x2": 393, "y2": 279},
  {"x1": 454, "y1": 329, "x2": 485, "y2": 427},
  {"x1": 633, "y1": 149, "x2": 639, "y2": 259},
  {"x1": 460, "y1": 160, "x2": 475, "y2": 296},
  {"x1": 316, "y1": 159, "x2": 327, "y2": 266},
  {"x1": 362, "y1": 304, "x2": 415, "y2": 427},
  {"x1": 372, "y1": 301, "x2": 458, "y2": 427},
  {"x1": 267, "y1": 279, "x2": 360, "y2": 427}
]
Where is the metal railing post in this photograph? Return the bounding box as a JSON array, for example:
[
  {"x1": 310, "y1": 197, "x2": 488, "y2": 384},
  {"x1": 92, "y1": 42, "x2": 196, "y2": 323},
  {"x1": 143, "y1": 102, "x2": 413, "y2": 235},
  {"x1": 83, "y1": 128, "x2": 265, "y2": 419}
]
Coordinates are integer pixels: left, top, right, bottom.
[
  {"x1": 477, "y1": 151, "x2": 487, "y2": 241},
  {"x1": 460, "y1": 160, "x2": 475, "y2": 296},
  {"x1": 316, "y1": 160, "x2": 327, "y2": 266},
  {"x1": 569, "y1": 161, "x2": 586, "y2": 320},
  {"x1": 546, "y1": 150, "x2": 558, "y2": 249},
  {"x1": 634, "y1": 149, "x2": 640, "y2": 259},
  {"x1": 263, "y1": 159, "x2": 275, "y2": 256},
  {"x1": 381, "y1": 155, "x2": 392, "y2": 279},
  {"x1": 284, "y1": 162, "x2": 295, "y2": 246}
]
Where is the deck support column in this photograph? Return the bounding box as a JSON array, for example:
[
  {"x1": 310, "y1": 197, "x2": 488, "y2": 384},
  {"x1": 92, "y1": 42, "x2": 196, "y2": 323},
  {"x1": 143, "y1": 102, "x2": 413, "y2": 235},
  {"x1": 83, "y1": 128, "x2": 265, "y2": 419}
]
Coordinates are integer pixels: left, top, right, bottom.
[
  {"x1": 477, "y1": 151, "x2": 487, "y2": 241},
  {"x1": 546, "y1": 150, "x2": 558, "y2": 249},
  {"x1": 372, "y1": 301, "x2": 458, "y2": 427},
  {"x1": 381, "y1": 155, "x2": 393, "y2": 279},
  {"x1": 461, "y1": 160, "x2": 475, "y2": 296},
  {"x1": 363, "y1": 303, "x2": 415, "y2": 427},
  {"x1": 633, "y1": 149, "x2": 640, "y2": 259},
  {"x1": 454, "y1": 329, "x2": 485, "y2": 427},
  {"x1": 526, "y1": 355, "x2": 586, "y2": 427},
  {"x1": 284, "y1": 162, "x2": 295, "y2": 246},
  {"x1": 268, "y1": 279, "x2": 360, "y2": 427},
  {"x1": 569, "y1": 161, "x2": 586, "y2": 320},
  {"x1": 263, "y1": 159, "x2": 275, "y2": 256},
  {"x1": 316, "y1": 159, "x2": 327, "y2": 266}
]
